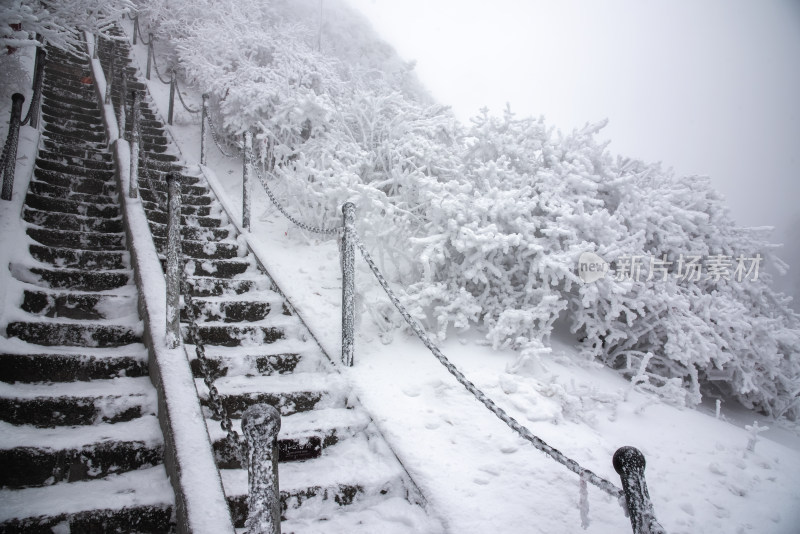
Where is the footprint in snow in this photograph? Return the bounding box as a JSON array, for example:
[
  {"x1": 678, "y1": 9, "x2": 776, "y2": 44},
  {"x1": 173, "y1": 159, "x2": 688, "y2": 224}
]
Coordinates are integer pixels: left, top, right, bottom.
[{"x1": 402, "y1": 385, "x2": 421, "y2": 397}]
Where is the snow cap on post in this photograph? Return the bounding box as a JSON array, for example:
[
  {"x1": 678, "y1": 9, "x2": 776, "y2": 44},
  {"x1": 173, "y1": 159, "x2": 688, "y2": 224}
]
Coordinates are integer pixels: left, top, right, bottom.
[{"x1": 613, "y1": 446, "x2": 666, "y2": 534}]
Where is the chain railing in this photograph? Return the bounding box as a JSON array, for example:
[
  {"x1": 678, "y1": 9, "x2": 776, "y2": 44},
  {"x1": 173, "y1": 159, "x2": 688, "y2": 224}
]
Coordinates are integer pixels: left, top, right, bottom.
[
  {"x1": 21, "y1": 44, "x2": 46, "y2": 129},
  {"x1": 118, "y1": 14, "x2": 666, "y2": 533},
  {"x1": 2, "y1": 40, "x2": 47, "y2": 201},
  {"x1": 0, "y1": 94, "x2": 25, "y2": 201}
]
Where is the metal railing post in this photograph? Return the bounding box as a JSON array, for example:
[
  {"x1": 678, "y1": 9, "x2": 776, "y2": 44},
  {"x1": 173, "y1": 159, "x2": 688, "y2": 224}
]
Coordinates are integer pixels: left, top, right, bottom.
[
  {"x1": 613, "y1": 447, "x2": 666, "y2": 534},
  {"x1": 129, "y1": 90, "x2": 141, "y2": 198},
  {"x1": 146, "y1": 37, "x2": 153, "y2": 80},
  {"x1": 341, "y1": 202, "x2": 356, "y2": 366},
  {"x1": 242, "y1": 404, "x2": 282, "y2": 534},
  {"x1": 200, "y1": 94, "x2": 209, "y2": 165},
  {"x1": 132, "y1": 17, "x2": 139, "y2": 45},
  {"x1": 1, "y1": 93, "x2": 25, "y2": 201},
  {"x1": 167, "y1": 72, "x2": 176, "y2": 125},
  {"x1": 166, "y1": 172, "x2": 183, "y2": 348},
  {"x1": 28, "y1": 46, "x2": 46, "y2": 129},
  {"x1": 242, "y1": 131, "x2": 253, "y2": 231},
  {"x1": 118, "y1": 71, "x2": 128, "y2": 136},
  {"x1": 105, "y1": 51, "x2": 115, "y2": 105}
]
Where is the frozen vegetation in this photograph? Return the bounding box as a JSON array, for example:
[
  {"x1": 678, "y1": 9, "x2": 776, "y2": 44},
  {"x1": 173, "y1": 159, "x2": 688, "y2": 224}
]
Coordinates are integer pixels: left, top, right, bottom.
[{"x1": 133, "y1": 0, "x2": 800, "y2": 419}]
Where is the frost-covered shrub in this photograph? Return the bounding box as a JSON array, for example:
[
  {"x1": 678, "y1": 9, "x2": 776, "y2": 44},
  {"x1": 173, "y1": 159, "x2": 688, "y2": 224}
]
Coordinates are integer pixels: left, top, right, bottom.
[{"x1": 404, "y1": 107, "x2": 800, "y2": 418}]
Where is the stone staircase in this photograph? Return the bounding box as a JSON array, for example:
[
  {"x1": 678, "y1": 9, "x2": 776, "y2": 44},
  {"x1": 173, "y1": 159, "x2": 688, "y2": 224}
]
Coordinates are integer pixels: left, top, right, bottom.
[
  {"x1": 95, "y1": 28, "x2": 443, "y2": 532},
  {"x1": 0, "y1": 45, "x2": 175, "y2": 531}
]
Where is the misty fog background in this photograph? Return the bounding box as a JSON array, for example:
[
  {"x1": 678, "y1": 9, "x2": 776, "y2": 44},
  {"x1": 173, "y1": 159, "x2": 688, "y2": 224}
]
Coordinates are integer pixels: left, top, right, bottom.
[{"x1": 345, "y1": 0, "x2": 800, "y2": 307}]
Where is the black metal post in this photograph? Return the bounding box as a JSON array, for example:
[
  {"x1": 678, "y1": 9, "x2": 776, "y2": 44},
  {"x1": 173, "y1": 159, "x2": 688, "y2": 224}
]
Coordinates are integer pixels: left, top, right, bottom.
[
  {"x1": 200, "y1": 94, "x2": 209, "y2": 165},
  {"x1": 146, "y1": 37, "x2": 153, "y2": 80},
  {"x1": 1, "y1": 93, "x2": 25, "y2": 201},
  {"x1": 166, "y1": 172, "x2": 182, "y2": 348},
  {"x1": 27, "y1": 46, "x2": 46, "y2": 129},
  {"x1": 242, "y1": 404, "x2": 282, "y2": 534},
  {"x1": 129, "y1": 91, "x2": 141, "y2": 198},
  {"x1": 105, "y1": 48, "x2": 115, "y2": 105},
  {"x1": 242, "y1": 131, "x2": 252, "y2": 230},
  {"x1": 118, "y1": 71, "x2": 128, "y2": 136},
  {"x1": 613, "y1": 446, "x2": 666, "y2": 534},
  {"x1": 341, "y1": 202, "x2": 356, "y2": 366},
  {"x1": 167, "y1": 73, "x2": 176, "y2": 125}
]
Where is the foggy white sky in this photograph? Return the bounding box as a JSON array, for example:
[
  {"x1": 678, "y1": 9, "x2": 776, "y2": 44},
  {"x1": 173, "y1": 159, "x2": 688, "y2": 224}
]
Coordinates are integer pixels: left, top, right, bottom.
[{"x1": 345, "y1": 0, "x2": 800, "y2": 303}]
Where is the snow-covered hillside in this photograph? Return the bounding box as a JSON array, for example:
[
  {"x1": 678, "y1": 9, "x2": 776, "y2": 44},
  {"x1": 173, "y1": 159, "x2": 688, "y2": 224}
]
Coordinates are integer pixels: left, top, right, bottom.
[{"x1": 114, "y1": 6, "x2": 800, "y2": 532}]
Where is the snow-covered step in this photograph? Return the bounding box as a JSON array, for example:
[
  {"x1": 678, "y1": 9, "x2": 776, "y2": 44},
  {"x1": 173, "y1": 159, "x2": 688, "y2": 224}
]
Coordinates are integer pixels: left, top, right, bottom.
[
  {"x1": 0, "y1": 415, "x2": 164, "y2": 488},
  {"x1": 39, "y1": 105, "x2": 102, "y2": 126},
  {"x1": 32, "y1": 168, "x2": 117, "y2": 193},
  {"x1": 184, "y1": 291, "x2": 289, "y2": 323},
  {"x1": 34, "y1": 154, "x2": 112, "y2": 179},
  {"x1": 153, "y1": 236, "x2": 241, "y2": 260},
  {"x1": 146, "y1": 207, "x2": 220, "y2": 227},
  {"x1": 208, "y1": 407, "x2": 372, "y2": 468},
  {"x1": 23, "y1": 207, "x2": 123, "y2": 234},
  {"x1": 187, "y1": 341, "x2": 326, "y2": 378},
  {"x1": 29, "y1": 242, "x2": 128, "y2": 270},
  {"x1": 39, "y1": 140, "x2": 109, "y2": 161},
  {"x1": 142, "y1": 179, "x2": 209, "y2": 197},
  {"x1": 0, "y1": 466, "x2": 174, "y2": 532},
  {"x1": 140, "y1": 186, "x2": 213, "y2": 207},
  {"x1": 37, "y1": 153, "x2": 113, "y2": 172},
  {"x1": 10, "y1": 263, "x2": 131, "y2": 292},
  {"x1": 6, "y1": 320, "x2": 142, "y2": 349},
  {"x1": 183, "y1": 322, "x2": 285, "y2": 347},
  {"x1": 26, "y1": 224, "x2": 125, "y2": 251},
  {"x1": 281, "y1": 496, "x2": 443, "y2": 534},
  {"x1": 0, "y1": 376, "x2": 157, "y2": 427},
  {"x1": 221, "y1": 430, "x2": 414, "y2": 528},
  {"x1": 184, "y1": 275, "x2": 270, "y2": 297},
  {"x1": 198, "y1": 373, "x2": 348, "y2": 418},
  {"x1": 21, "y1": 288, "x2": 138, "y2": 320},
  {"x1": 148, "y1": 219, "x2": 232, "y2": 241},
  {"x1": 27, "y1": 182, "x2": 117, "y2": 208},
  {"x1": 25, "y1": 192, "x2": 120, "y2": 219},
  {"x1": 0, "y1": 344, "x2": 148, "y2": 383},
  {"x1": 177, "y1": 256, "x2": 253, "y2": 279}
]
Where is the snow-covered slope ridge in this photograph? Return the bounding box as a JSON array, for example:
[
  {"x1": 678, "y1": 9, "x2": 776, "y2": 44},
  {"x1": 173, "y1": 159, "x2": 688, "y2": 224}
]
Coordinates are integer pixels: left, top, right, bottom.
[
  {"x1": 0, "y1": 44, "x2": 175, "y2": 531},
  {"x1": 96, "y1": 26, "x2": 445, "y2": 532}
]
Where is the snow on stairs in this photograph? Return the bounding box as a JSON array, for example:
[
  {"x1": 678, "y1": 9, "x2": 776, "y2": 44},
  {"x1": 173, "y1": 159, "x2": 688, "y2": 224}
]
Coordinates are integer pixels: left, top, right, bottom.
[
  {"x1": 99, "y1": 29, "x2": 443, "y2": 532},
  {"x1": 0, "y1": 44, "x2": 175, "y2": 532}
]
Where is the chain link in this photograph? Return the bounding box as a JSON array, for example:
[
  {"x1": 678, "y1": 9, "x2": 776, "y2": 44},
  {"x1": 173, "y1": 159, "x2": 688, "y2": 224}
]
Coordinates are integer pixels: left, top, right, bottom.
[
  {"x1": 137, "y1": 146, "x2": 170, "y2": 211},
  {"x1": 204, "y1": 112, "x2": 241, "y2": 158},
  {"x1": 350, "y1": 230, "x2": 625, "y2": 502},
  {"x1": 180, "y1": 270, "x2": 245, "y2": 461},
  {"x1": 174, "y1": 77, "x2": 202, "y2": 114},
  {"x1": 134, "y1": 17, "x2": 152, "y2": 46},
  {"x1": 253, "y1": 166, "x2": 343, "y2": 235},
  {"x1": 148, "y1": 42, "x2": 173, "y2": 84},
  {"x1": 20, "y1": 55, "x2": 43, "y2": 127}
]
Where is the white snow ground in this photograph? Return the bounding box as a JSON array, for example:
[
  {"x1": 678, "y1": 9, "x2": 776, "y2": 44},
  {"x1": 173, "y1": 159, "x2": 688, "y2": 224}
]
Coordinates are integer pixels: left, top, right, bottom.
[{"x1": 2, "y1": 18, "x2": 796, "y2": 533}]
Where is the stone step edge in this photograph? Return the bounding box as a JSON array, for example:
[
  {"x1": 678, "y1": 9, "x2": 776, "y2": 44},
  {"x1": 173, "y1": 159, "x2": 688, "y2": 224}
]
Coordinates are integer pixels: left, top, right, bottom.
[{"x1": 0, "y1": 466, "x2": 174, "y2": 524}]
